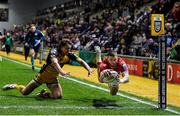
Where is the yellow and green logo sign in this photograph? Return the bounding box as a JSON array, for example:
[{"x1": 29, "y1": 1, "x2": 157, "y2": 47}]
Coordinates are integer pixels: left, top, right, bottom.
[{"x1": 151, "y1": 14, "x2": 164, "y2": 36}]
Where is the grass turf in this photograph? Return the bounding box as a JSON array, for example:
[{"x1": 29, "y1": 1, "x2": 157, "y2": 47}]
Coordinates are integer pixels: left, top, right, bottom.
[{"x1": 0, "y1": 58, "x2": 178, "y2": 115}]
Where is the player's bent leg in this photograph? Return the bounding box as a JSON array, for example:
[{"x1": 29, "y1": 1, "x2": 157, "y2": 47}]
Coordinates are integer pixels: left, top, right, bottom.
[
  {"x1": 34, "y1": 44, "x2": 40, "y2": 59},
  {"x1": 47, "y1": 82, "x2": 63, "y2": 99},
  {"x1": 30, "y1": 49, "x2": 35, "y2": 70},
  {"x1": 30, "y1": 49, "x2": 35, "y2": 57},
  {"x1": 35, "y1": 52, "x2": 38, "y2": 59},
  {"x1": 36, "y1": 89, "x2": 51, "y2": 98},
  {"x1": 24, "y1": 46, "x2": 30, "y2": 60},
  {"x1": 21, "y1": 80, "x2": 40, "y2": 95}
]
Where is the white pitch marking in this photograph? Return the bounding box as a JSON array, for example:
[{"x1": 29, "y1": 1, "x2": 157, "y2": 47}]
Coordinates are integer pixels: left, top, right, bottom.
[
  {"x1": 2, "y1": 57, "x2": 180, "y2": 114},
  {"x1": 0, "y1": 105, "x2": 150, "y2": 110}
]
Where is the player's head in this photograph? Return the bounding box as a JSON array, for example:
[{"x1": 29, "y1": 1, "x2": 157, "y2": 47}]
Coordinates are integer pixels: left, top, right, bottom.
[
  {"x1": 58, "y1": 39, "x2": 72, "y2": 55},
  {"x1": 6, "y1": 32, "x2": 10, "y2": 37},
  {"x1": 106, "y1": 50, "x2": 118, "y2": 67},
  {"x1": 30, "y1": 25, "x2": 36, "y2": 32}
]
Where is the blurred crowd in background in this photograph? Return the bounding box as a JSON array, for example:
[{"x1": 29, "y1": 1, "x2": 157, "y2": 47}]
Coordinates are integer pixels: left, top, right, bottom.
[{"x1": 0, "y1": 0, "x2": 180, "y2": 60}]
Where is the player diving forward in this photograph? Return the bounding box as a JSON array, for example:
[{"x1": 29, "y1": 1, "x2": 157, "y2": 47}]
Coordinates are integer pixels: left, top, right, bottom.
[
  {"x1": 95, "y1": 46, "x2": 129, "y2": 95},
  {"x1": 2, "y1": 39, "x2": 93, "y2": 99}
]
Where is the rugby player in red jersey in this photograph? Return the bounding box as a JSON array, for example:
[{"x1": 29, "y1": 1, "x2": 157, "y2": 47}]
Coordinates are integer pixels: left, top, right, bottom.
[{"x1": 95, "y1": 46, "x2": 129, "y2": 95}]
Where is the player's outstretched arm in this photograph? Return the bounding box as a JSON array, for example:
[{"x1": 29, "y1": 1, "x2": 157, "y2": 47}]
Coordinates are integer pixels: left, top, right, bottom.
[
  {"x1": 94, "y1": 46, "x2": 102, "y2": 62},
  {"x1": 51, "y1": 57, "x2": 70, "y2": 76},
  {"x1": 120, "y1": 71, "x2": 129, "y2": 83},
  {"x1": 76, "y1": 57, "x2": 93, "y2": 77}
]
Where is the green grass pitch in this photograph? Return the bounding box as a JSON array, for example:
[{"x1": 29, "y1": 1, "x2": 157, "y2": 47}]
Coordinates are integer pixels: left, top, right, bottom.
[{"x1": 0, "y1": 58, "x2": 179, "y2": 115}]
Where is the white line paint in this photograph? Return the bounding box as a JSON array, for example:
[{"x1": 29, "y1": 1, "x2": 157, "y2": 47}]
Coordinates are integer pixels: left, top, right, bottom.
[
  {"x1": 0, "y1": 105, "x2": 94, "y2": 109},
  {"x1": 0, "y1": 105, "x2": 149, "y2": 110},
  {"x1": 2, "y1": 57, "x2": 180, "y2": 114}
]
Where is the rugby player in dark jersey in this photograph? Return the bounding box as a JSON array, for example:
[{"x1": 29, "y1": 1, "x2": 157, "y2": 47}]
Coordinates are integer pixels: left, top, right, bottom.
[
  {"x1": 2, "y1": 39, "x2": 94, "y2": 99},
  {"x1": 25, "y1": 25, "x2": 45, "y2": 70}
]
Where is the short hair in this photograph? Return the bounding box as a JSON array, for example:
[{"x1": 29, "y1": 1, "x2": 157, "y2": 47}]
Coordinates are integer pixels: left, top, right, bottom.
[
  {"x1": 30, "y1": 24, "x2": 35, "y2": 27},
  {"x1": 59, "y1": 39, "x2": 72, "y2": 46},
  {"x1": 30, "y1": 25, "x2": 36, "y2": 30},
  {"x1": 58, "y1": 39, "x2": 73, "y2": 51},
  {"x1": 107, "y1": 50, "x2": 117, "y2": 57}
]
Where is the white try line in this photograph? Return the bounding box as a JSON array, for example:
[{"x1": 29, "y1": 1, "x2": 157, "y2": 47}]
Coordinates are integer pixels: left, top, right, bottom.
[{"x1": 1, "y1": 57, "x2": 180, "y2": 114}]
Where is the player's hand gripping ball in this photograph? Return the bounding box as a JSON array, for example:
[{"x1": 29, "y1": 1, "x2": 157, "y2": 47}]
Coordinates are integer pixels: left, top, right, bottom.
[{"x1": 100, "y1": 69, "x2": 119, "y2": 83}]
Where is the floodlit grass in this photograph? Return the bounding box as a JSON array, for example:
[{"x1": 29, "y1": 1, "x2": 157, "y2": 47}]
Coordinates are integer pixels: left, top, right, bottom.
[{"x1": 0, "y1": 59, "x2": 179, "y2": 115}]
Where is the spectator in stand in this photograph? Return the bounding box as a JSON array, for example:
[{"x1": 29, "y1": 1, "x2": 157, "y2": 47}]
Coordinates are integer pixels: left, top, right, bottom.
[
  {"x1": 172, "y1": 2, "x2": 180, "y2": 21},
  {"x1": 4, "y1": 32, "x2": 13, "y2": 55},
  {"x1": 3, "y1": 0, "x2": 180, "y2": 61},
  {"x1": 168, "y1": 41, "x2": 177, "y2": 60}
]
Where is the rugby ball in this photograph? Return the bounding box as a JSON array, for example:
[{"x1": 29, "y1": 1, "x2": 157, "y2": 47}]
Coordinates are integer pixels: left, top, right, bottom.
[{"x1": 100, "y1": 69, "x2": 119, "y2": 83}]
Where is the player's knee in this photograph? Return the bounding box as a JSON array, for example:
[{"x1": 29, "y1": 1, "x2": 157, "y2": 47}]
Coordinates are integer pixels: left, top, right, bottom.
[
  {"x1": 52, "y1": 94, "x2": 62, "y2": 99},
  {"x1": 52, "y1": 92, "x2": 63, "y2": 99},
  {"x1": 30, "y1": 51, "x2": 35, "y2": 56},
  {"x1": 21, "y1": 90, "x2": 30, "y2": 96}
]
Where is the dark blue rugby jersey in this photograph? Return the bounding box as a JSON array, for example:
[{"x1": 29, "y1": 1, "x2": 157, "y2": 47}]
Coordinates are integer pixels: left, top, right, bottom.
[{"x1": 25, "y1": 29, "x2": 45, "y2": 48}]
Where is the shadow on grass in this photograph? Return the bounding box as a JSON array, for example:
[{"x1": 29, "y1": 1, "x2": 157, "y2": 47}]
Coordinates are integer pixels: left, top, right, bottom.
[{"x1": 93, "y1": 98, "x2": 120, "y2": 109}]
